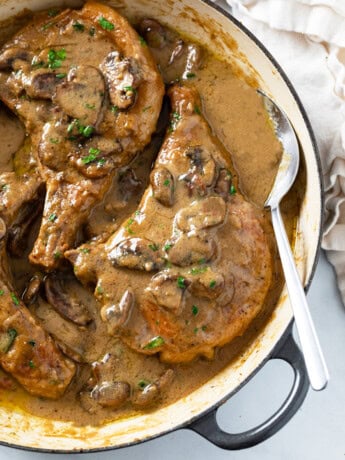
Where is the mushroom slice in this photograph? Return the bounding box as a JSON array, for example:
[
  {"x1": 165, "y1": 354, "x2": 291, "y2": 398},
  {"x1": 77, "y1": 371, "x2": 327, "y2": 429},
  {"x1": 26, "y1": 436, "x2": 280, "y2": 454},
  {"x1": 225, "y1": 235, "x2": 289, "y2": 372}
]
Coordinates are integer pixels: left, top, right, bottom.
[
  {"x1": 139, "y1": 18, "x2": 167, "y2": 49},
  {"x1": 25, "y1": 69, "x2": 61, "y2": 100},
  {"x1": 91, "y1": 380, "x2": 131, "y2": 409},
  {"x1": 151, "y1": 166, "x2": 174, "y2": 207},
  {"x1": 108, "y1": 237, "x2": 165, "y2": 272},
  {"x1": 132, "y1": 368, "x2": 174, "y2": 408},
  {"x1": 0, "y1": 47, "x2": 32, "y2": 70},
  {"x1": 167, "y1": 234, "x2": 216, "y2": 267},
  {"x1": 54, "y1": 65, "x2": 105, "y2": 126},
  {"x1": 101, "y1": 288, "x2": 135, "y2": 335},
  {"x1": 100, "y1": 51, "x2": 142, "y2": 110},
  {"x1": 45, "y1": 275, "x2": 92, "y2": 326},
  {"x1": 189, "y1": 270, "x2": 225, "y2": 300},
  {"x1": 146, "y1": 271, "x2": 189, "y2": 314},
  {"x1": 214, "y1": 168, "x2": 232, "y2": 200},
  {"x1": 22, "y1": 273, "x2": 43, "y2": 306},
  {"x1": 175, "y1": 196, "x2": 226, "y2": 232}
]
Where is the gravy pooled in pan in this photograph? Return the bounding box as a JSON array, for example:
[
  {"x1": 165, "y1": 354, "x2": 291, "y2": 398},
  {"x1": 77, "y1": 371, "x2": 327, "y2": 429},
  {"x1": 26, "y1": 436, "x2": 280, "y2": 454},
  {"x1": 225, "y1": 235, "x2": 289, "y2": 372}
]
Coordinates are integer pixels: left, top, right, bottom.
[{"x1": 0, "y1": 2, "x2": 302, "y2": 424}]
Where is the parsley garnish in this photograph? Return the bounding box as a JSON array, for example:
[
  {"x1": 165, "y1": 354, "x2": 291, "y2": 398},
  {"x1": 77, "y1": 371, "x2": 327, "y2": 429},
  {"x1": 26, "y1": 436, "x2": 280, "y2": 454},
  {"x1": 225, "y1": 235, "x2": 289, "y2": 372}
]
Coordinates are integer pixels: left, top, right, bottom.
[
  {"x1": 163, "y1": 179, "x2": 170, "y2": 187},
  {"x1": 47, "y1": 8, "x2": 59, "y2": 17},
  {"x1": 164, "y1": 243, "x2": 172, "y2": 251},
  {"x1": 229, "y1": 184, "x2": 237, "y2": 195},
  {"x1": 73, "y1": 21, "x2": 85, "y2": 32},
  {"x1": 139, "y1": 36, "x2": 147, "y2": 46},
  {"x1": 190, "y1": 266, "x2": 208, "y2": 275},
  {"x1": 28, "y1": 360, "x2": 35, "y2": 369},
  {"x1": 48, "y1": 213, "x2": 57, "y2": 222},
  {"x1": 194, "y1": 105, "x2": 201, "y2": 115},
  {"x1": 0, "y1": 290, "x2": 4, "y2": 296},
  {"x1": 47, "y1": 48, "x2": 66, "y2": 69},
  {"x1": 186, "y1": 72, "x2": 196, "y2": 79},
  {"x1": 50, "y1": 138, "x2": 59, "y2": 144},
  {"x1": 192, "y1": 305, "x2": 199, "y2": 316},
  {"x1": 209, "y1": 280, "x2": 216, "y2": 289},
  {"x1": 177, "y1": 276, "x2": 186, "y2": 289},
  {"x1": 85, "y1": 103, "x2": 95, "y2": 109},
  {"x1": 143, "y1": 336, "x2": 165, "y2": 349},
  {"x1": 10, "y1": 293, "x2": 19, "y2": 306},
  {"x1": 56, "y1": 73, "x2": 67, "y2": 79},
  {"x1": 82, "y1": 147, "x2": 101, "y2": 164},
  {"x1": 148, "y1": 243, "x2": 159, "y2": 251},
  {"x1": 98, "y1": 16, "x2": 115, "y2": 30}
]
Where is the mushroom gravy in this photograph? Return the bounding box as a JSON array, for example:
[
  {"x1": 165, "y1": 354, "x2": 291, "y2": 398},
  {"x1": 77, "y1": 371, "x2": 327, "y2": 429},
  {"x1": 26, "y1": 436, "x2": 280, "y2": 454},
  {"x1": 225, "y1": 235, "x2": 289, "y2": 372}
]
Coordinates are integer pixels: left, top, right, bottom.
[{"x1": 0, "y1": 3, "x2": 303, "y2": 426}]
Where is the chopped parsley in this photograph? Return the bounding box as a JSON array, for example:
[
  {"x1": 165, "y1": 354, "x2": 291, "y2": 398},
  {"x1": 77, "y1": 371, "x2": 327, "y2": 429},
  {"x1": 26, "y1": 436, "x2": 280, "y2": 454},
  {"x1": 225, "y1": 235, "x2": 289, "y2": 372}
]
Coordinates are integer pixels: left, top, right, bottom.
[
  {"x1": 53, "y1": 251, "x2": 61, "y2": 260},
  {"x1": 138, "y1": 379, "x2": 150, "y2": 389},
  {"x1": 209, "y1": 280, "x2": 216, "y2": 289},
  {"x1": 28, "y1": 340, "x2": 36, "y2": 347},
  {"x1": 0, "y1": 290, "x2": 4, "y2": 296},
  {"x1": 190, "y1": 266, "x2": 208, "y2": 275},
  {"x1": 80, "y1": 248, "x2": 90, "y2": 254},
  {"x1": 148, "y1": 243, "x2": 159, "y2": 252},
  {"x1": 10, "y1": 293, "x2": 19, "y2": 306},
  {"x1": 192, "y1": 305, "x2": 199, "y2": 316},
  {"x1": 198, "y1": 257, "x2": 206, "y2": 265},
  {"x1": 47, "y1": 48, "x2": 66, "y2": 69},
  {"x1": 73, "y1": 21, "x2": 85, "y2": 32},
  {"x1": 111, "y1": 105, "x2": 119, "y2": 114},
  {"x1": 85, "y1": 103, "x2": 95, "y2": 109},
  {"x1": 177, "y1": 276, "x2": 186, "y2": 289},
  {"x1": 124, "y1": 85, "x2": 137, "y2": 94},
  {"x1": 96, "y1": 285, "x2": 104, "y2": 295},
  {"x1": 143, "y1": 336, "x2": 165, "y2": 349},
  {"x1": 80, "y1": 125, "x2": 94, "y2": 138},
  {"x1": 98, "y1": 16, "x2": 115, "y2": 31},
  {"x1": 229, "y1": 184, "x2": 237, "y2": 195},
  {"x1": 164, "y1": 243, "x2": 172, "y2": 251},
  {"x1": 28, "y1": 360, "x2": 35, "y2": 369},
  {"x1": 1, "y1": 184, "x2": 8, "y2": 191},
  {"x1": 89, "y1": 27, "x2": 96, "y2": 36},
  {"x1": 134, "y1": 210, "x2": 142, "y2": 216},
  {"x1": 47, "y1": 8, "x2": 59, "y2": 17},
  {"x1": 48, "y1": 213, "x2": 57, "y2": 222},
  {"x1": 56, "y1": 73, "x2": 67, "y2": 79},
  {"x1": 194, "y1": 105, "x2": 201, "y2": 115},
  {"x1": 186, "y1": 72, "x2": 196, "y2": 79},
  {"x1": 169, "y1": 111, "x2": 181, "y2": 132},
  {"x1": 41, "y1": 22, "x2": 54, "y2": 31},
  {"x1": 163, "y1": 179, "x2": 170, "y2": 187},
  {"x1": 193, "y1": 327, "x2": 199, "y2": 334},
  {"x1": 139, "y1": 36, "x2": 147, "y2": 46},
  {"x1": 142, "y1": 105, "x2": 152, "y2": 112},
  {"x1": 82, "y1": 147, "x2": 101, "y2": 164},
  {"x1": 50, "y1": 138, "x2": 59, "y2": 144},
  {"x1": 202, "y1": 325, "x2": 207, "y2": 332},
  {"x1": 125, "y1": 218, "x2": 135, "y2": 234}
]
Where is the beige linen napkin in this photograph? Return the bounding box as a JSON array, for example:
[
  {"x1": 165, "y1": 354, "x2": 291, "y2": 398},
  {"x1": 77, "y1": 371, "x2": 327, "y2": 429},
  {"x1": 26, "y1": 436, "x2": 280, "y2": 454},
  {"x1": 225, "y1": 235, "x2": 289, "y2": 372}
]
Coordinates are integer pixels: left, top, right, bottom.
[{"x1": 215, "y1": 0, "x2": 345, "y2": 304}]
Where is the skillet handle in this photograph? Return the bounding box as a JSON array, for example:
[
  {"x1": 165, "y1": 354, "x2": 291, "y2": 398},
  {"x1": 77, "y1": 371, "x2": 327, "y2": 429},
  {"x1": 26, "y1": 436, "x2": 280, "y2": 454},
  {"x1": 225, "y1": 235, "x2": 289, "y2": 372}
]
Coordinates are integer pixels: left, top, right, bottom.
[{"x1": 188, "y1": 332, "x2": 309, "y2": 450}]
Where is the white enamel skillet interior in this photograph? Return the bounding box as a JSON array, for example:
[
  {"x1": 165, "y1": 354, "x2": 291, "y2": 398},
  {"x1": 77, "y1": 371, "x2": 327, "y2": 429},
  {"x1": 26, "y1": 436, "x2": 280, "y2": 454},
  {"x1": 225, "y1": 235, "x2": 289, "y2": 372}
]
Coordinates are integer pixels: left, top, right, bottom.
[{"x1": 0, "y1": 0, "x2": 323, "y2": 452}]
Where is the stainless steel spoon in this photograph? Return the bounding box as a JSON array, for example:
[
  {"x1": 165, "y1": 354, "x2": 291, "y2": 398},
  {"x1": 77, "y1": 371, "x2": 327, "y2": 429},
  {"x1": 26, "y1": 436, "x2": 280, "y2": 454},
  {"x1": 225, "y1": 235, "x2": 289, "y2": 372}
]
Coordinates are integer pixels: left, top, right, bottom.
[{"x1": 259, "y1": 90, "x2": 329, "y2": 391}]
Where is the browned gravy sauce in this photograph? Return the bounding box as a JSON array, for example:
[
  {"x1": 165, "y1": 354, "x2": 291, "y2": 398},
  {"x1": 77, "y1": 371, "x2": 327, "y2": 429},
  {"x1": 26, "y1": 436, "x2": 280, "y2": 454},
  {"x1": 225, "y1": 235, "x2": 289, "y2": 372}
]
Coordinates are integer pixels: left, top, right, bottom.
[{"x1": 0, "y1": 7, "x2": 304, "y2": 426}]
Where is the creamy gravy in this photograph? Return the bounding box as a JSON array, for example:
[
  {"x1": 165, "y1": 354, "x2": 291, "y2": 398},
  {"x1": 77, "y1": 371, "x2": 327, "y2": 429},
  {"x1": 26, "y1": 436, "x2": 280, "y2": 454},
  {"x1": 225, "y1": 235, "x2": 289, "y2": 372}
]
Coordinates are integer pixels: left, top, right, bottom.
[{"x1": 0, "y1": 6, "x2": 304, "y2": 426}]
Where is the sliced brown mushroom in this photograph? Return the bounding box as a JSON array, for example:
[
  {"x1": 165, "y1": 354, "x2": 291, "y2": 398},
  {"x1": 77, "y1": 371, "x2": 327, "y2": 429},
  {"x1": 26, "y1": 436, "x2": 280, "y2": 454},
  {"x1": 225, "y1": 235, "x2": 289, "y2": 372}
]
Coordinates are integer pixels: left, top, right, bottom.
[
  {"x1": 100, "y1": 51, "x2": 142, "y2": 110},
  {"x1": 175, "y1": 196, "x2": 226, "y2": 232},
  {"x1": 22, "y1": 272, "x2": 43, "y2": 306},
  {"x1": 132, "y1": 369, "x2": 174, "y2": 408},
  {"x1": 168, "y1": 39, "x2": 184, "y2": 66},
  {"x1": 25, "y1": 69, "x2": 61, "y2": 99},
  {"x1": 182, "y1": 44, "x2": 203, "y2": 79},
  {"x1": 151, "y1": 166, "x2": 174, "y2": 207},
  {"x1": 0, "y1": 47, "x2": 32, "y2": 70},
  {"x1": 101, "y1": 288, "x2": 135, "y2": 334},
  {"x1": 139, "y1": 18, "x2": 167, "y2": 49},
  {"x1": 45, "y1": 275, "x2": 92, "y2": 326},
  {"x1": 214, "y1": 168, "x2": 232, "y2": 200},
  {"x1": 146, "y1": 271, "x2": 189, "y2": 314},
  {"x1": 54, "y1": 65, "x2": 105, "y2": 126},
  {"x1": 167, "y1": 234, "x2": 216, "y2": 267},
  {"x1": 180, "y1": 146, "x2": 216, "y2": 196},
  {"x1": 108, "y1": 237, "x2": 165, "y2": 272},
  {"x1": 91, "y1": 381, "x2": 131, "y2": 409},
  {"x1": 189, "y1": 270, "x2": 224, "y2": 300}
]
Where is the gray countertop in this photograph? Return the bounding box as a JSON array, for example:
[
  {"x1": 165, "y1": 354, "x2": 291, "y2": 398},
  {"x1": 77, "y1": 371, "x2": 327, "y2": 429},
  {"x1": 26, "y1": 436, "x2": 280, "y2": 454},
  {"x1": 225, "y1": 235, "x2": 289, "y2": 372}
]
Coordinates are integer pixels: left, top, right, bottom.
[{"x1": 0, "y1": 250, "x2": 344, "y2": 459}]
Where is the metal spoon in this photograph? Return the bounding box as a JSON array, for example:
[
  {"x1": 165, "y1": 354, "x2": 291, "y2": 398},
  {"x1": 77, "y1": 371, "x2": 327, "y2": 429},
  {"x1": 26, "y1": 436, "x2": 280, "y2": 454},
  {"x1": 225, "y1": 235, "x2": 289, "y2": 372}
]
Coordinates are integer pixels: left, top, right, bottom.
[{"x1": 259, "y1": 90, "x2": 329, "y2": 391}]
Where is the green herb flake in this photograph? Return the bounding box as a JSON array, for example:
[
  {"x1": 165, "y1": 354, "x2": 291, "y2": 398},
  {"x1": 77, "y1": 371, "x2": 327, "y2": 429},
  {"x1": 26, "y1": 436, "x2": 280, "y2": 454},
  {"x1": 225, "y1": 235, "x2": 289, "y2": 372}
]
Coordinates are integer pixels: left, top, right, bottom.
[
  {"x1": 134, "y1": 210, "x2": 142, "y2": 216},
  {"x1": 138, "y1": 379, "x2": 150, "y2": 389},
  {"x1": 201, "y1": 325, "x2": 207, "y2": 332},
  {"x1": 0, "y1": 290, "x2": 4, "y2": 296},
  {"x1": 209, "y1": 280, "x2": 216, "y2": 289},
  {"x1": 124, "y1": 85, "x2": 137, "y2": 94},
  {"x1": 56, "y1": 73, "x2": 67, "y2": 79},
  {"x1": 198, "y1": 257, "x2": 206, "y2": 265},
  {"x1": 85, "y1": 103, "x2": 95, "y2": 109},
  {"x1": 139, "y1": 36, "x2": 147, "y2": 46},
  {"x1": 190, "y1": 266, "x2": 208, "y2": 275},
  {"x1": 148, "y1": 243, "x2": 159, "y2": 252},
  {"x1": 82, "y1": 147, "x2": 100, "y2": 164},
  {"x1": 10, "y1": 293, "x2": 19, "y2": 306},
  {"x1": 194, "y1": 105, "x2": 201, "y2": 115},
  {"x1": 186, "y1": 72, "x2": 196, "y2": 79},
  {"x1": 177, "y1": 276, "x2": 186, "y2": 289},
  {"x1": 193, "y1": 327, "x2": 199, "y2": 334},
  {"x1": 1, "y1": 184, "x2": 8, "y2": 191},
  {"x1": 164, "y1": 243, "x2": 172, "y2": 251},
  {"x1": 28, "y1": 340, "x2": 36, "y2": 347},
  {"x1": 47, "y1": 8, "x2": 59, "y2": 17},
  {"x1": 50, "y1": 137, "x2": 59, "y2": 144},
  {"x1": 98, "y1": 16, "x2": 115, "y2": 31},
  {"x1": 80, "y1": 248, "x2": 90, "y2": 254},
  {"x1": 81, "y1": 125, "x2": 94, "y2": 138},
  {"x1": 53, "y1": 251, "x2": 61, "y2": 260},
  {"x1": 143, "y1": 336, "x2": 165, "y2": 349},
  {"x1": 48, "y1": 213, "x2": 57, "y2": 222},
  {"x1": 73, "y1": 21, "x2": 85, "y2": 32},
  {"x1": 110, "y1": 105, "x2": 119, "y2": 114},
  {"x1": 89, "y1": 26, "x2": 96, "y2": 36},
  {"x1": 142, "y1": 105, "x2": 152, "y2": 112},
  {"x1": 28, "y1": 360, "x2": 35, "y2": 369},
  {"x1": 96, "y1": 285, "x2": 104, "y2": 295},
  {"x1": 47, "y1": 48, "x2": 66, "y2": 69},
  {"x1": 41, "y1": 22, "x2": 54, "y2": 31},
  {"x1": 125, "y1": 218, "x2": 135, "y2": 234},
  {"x1": 98, "y1": 158, "x2": 106, "y2": 166},
  {"x1": 163, "y1": 179, "x2": 170, "y2": 187},
  {"x1": 192, "y1": 305, "x2": 199, "y2": 316},
  {"x1": 229, "y1": 184, "x2": 237, "y2": 195}
]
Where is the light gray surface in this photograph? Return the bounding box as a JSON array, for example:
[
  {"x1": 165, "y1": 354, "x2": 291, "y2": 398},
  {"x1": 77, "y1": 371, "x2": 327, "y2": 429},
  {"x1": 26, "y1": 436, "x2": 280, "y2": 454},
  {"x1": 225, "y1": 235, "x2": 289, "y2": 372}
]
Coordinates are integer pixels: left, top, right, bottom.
[{"x1": 0, "y1": 251, "x2": 344, "y2": 459}]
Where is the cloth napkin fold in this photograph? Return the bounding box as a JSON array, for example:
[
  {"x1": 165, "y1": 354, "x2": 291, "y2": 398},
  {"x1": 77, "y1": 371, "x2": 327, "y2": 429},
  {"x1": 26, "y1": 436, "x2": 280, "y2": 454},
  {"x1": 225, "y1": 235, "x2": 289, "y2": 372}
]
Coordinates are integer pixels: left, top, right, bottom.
[{"x1": 216, "y1": 0, "x2": 345, "y2": 305}]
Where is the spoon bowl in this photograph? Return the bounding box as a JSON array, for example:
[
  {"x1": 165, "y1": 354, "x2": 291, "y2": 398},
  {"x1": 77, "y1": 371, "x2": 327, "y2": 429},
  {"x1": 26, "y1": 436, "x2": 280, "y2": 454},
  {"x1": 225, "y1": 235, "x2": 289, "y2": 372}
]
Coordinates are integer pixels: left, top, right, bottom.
[{"x1": 259, "y1": 90, "x2": 329, "y2": 391}]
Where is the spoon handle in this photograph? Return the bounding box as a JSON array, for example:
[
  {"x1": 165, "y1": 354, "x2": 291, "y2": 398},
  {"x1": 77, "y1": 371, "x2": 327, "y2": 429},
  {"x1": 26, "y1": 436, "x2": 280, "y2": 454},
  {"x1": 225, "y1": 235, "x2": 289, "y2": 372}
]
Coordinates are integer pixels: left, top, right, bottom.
[{"x1": 270, "y1": 205, "x2": 329, "y2": 391}]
